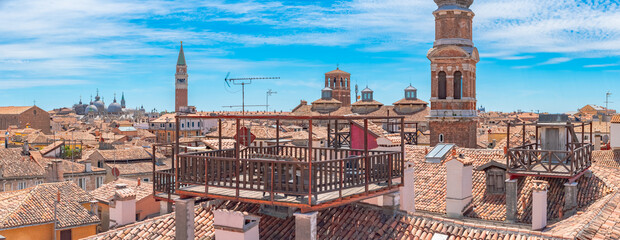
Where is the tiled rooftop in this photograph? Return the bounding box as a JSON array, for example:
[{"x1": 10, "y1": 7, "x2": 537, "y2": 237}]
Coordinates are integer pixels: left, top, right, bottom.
[
  {"x1": 90, "y1": 178, "x2": 153, "y2": 203},
  {"x1": 0, "y1": 181, "x2": 99, "y2": 229}
]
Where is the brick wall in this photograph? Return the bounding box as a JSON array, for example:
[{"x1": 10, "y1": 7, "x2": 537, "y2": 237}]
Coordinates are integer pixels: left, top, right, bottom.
[{"x1": 429, "y1": 119, "x2": 477, "y2": 148}]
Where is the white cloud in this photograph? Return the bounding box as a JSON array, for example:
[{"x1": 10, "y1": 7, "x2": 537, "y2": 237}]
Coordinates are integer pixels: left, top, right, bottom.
[
  {"x1": 0, "y1": 79, "x2": 90, "y2": 89},
  {"x1": 539, "y1": 57, "x2": 572, "y2": 65},
  {"x1": 584, "y1": 63, "x2": 619, "y2": 68}
]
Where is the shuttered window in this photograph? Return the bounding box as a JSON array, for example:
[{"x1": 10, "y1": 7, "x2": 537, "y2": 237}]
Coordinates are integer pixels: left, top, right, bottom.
[{"x1": 486, "y1": 168, "x2": 505, "y2": 194}]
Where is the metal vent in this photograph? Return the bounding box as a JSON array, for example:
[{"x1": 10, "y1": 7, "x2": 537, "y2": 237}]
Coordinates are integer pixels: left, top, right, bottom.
[{"x1": 425, "y1": 143, "x2": 455, "y2": 163}]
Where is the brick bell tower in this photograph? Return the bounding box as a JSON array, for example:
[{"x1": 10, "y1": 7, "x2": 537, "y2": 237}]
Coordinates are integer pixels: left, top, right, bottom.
[
  {"x1": 427, "y1": 0, "x2": 479, "y2": 148},
  {"x1": 175, "y1": 41, "x2": 188, "y2": 112},
  {"x1": 324, "y1": 67, "x2": 351, "y2": 106}
]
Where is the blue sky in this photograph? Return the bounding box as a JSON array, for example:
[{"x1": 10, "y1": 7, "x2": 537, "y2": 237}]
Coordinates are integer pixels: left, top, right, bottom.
[{"x1": 0, "y1": 0, "x2": 618, "y2": 113}]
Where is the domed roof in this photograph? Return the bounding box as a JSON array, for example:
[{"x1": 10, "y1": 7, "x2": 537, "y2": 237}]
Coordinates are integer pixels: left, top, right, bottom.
[
  {"x1": 361, "y1": 87, "x2": 373, "y2": 93},
  {"x1": 405, "y1": 85, "x2": 417, "y2": 91},
  {"x1": 86, "y1": 104, "x2": 98, "y2": 114},
  {"x1": 322, "y1": 87, "x2": 333, "y2": 91},
  {"x1": 108, "y1": 94, "x2": 122, "y2": 113},
  {"x1": 434, "y1": 0, "x2": 473, "y2": 8}
]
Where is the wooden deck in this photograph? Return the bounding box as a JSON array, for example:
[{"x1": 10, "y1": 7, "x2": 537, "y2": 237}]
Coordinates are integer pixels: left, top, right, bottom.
[{"x1": 176, "y1": 176, "x2": 402, "y2": 206}]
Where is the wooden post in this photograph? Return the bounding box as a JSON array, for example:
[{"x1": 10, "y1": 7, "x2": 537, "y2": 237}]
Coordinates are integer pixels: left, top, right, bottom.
[
  {"x1": 327, "y1": 120, "x2": 331, "y2": 148},
  {"x1": 218, "y1": 118, "x2": 222, "y2": 150},
  {"x1": 175, "y1": 116, "x2": 180, "y2": 192},
  {"x1": 334, "y1": 120, "x2": 339, "y2": 148},
  {"x1": 589, "y1": 122, "x2": 593, "y2": 145},
  {"x1": 364, "y1": 118, "x2": 369, "y2": 193},
  {"x1": 400, "y1": 117, "x2": 405, "y2": 184},
  {"x1": 152, "y1": 145, "x2": 156, "y2": 197},
  {"x1": 535, "y1": 124, "x2": 539, "y2": 149},
  {"x1": 276, "y1": 119, "x2": 280, "y2": 151},
  {"x1": 581, "y1": 122, "x2": 585, "y2": 144},
  {"x1": 308, "y1": 119, "x2": 313, "y2": 205},
  {"x1": 235, "y1": 118, "x2": 240, "y2": 199},
  {"x1": 522, "y1": 123, "x2": 526, "y2": 145},
  {"x1": 507, "y1": 122, "x2": 511, "y2": 167}
]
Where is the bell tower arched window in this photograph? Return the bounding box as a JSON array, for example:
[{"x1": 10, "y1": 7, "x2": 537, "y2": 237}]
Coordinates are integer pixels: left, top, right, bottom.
[
  {"x1": 454, "y1": 71, "x2": 462, "y2": 99},
  {"x1": 438, "y1": 71, "x2": 447, "y2": 99}
]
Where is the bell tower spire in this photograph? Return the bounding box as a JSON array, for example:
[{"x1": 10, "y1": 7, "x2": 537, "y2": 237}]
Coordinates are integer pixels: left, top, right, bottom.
[
  {"x1": 427, "y1": 0, "x2": 478, "y2": 148},
  {"x1": 175, "y1": 41, "x2": 188, "y2": 112}
]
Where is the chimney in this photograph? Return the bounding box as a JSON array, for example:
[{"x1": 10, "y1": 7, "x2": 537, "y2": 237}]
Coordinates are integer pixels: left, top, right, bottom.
[
  {"x1": 89, "y1": 200, "x2": 99, "y2": 216},
  {"x1": 532, "y1": 180, "x2": 548, "y2": 230},
  {"x1": 445, "y1": 155, "x2": 473, "y2": 218},
  {"x1": 505, "y1": 178, "x2": 518, "y2": 223},
  {"x1": 46, "y1": 160, "x2": 64, "y2": 182},
  {"x1": 563, "y1": 182, "x2": 578, "y2": 217},
  {"x1": 22, "y1": 140, "x2": 30, "y2": 155},
  {"x1": 594, "y1": 131, "x2": 601, "y2": 150},
  {"x1": 293, "y1": 211, "x2": 317, "y2": 240},
  {"x1": 399, "y1": 162, "x2": 415, "y2": 214},
  {"x1": 84, "y1": 162, "x2": 92, "y2": 172},
  {"x1": 176, "y1": 198, "x2": 196, "y2": 240},
  {"x1": 109, "y1": 184, "x2": 136, "y2": 227},
  {"x1": 137, "y1": 178, "x2": 141, "y2": 186},
  {"x1": 214, "y1": 209, "x2": 260, "y2": 240}
]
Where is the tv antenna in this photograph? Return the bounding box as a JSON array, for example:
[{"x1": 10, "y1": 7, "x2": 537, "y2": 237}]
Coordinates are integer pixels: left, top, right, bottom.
[
  {"x1": 266, "y1": 89, "x2": 277, "y2": 112},
  {"x1": 224, "y1": 72, "x2": 279, "y2": 115}
]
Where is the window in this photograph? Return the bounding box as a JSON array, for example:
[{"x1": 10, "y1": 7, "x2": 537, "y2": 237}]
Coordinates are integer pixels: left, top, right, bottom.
[
  {"x1": 143, "y1": 178, "x2": 149, "y2": 182},
  {"x1": 34, "y1": 180, "x2": 43, "y2": 186},
  {"x1": 78, "y1": 177, "x2": 87, "y2": 190},
  {"x1": 181, "y1": 123, "x2": 184, "y2": 128},
  {"x1": 60, "y1": 229, "x2": 72, "y2": 240},
  {"x1": 198, "y1": 121, "x2": 201, "y2": 127},
  {"x1": 439, "y1": 134, "x2": 444, "y2": 143},
  {"x1": 486, "y1": 168, "x2": 506, "y2": 194},
  {"x1": 438, "y1": 71, "x2": 447, "y2": 99},
  {"x1": 454, "y1": 71, "x2": 462, "y2": 99},
  {"x1": 96, "y1": 176, "x2": 104, "y2": 188},
  {"x1": 17, "y1": 181, "x2": 27, "y2": 190},
  {"x1": 97, "y1": 161, "x2": 103, "y2": 168},
  {"x1": 192, "y1": 122, "x2": 195, "y2": 128}
]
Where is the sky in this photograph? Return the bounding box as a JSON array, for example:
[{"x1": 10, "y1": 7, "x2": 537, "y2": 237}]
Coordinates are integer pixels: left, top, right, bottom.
[{"x1": 0, "y1": 0, "x2": 618, "y2": 113}]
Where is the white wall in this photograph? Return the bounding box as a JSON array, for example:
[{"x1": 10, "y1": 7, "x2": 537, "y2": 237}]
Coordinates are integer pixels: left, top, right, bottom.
[
  {"x1": 109, "y1": 199, "x2": 136, "y2": 226},
  {"x1": 611, "y1": 123, "x2": 620, "y2": 150}
]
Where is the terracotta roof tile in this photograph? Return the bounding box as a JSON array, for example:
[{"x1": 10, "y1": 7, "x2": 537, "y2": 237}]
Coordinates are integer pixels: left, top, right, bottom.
[{"x1": 0, "y1": 181, "x2": 98, "y2": 229}]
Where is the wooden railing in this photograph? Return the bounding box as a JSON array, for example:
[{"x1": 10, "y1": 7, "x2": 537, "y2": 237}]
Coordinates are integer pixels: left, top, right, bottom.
[
  {"x1": 153, "y1": 169, "x2": 175, "y2": 197},
  {"x1": 165, "y1": 147, "x2": 403, "y2": 206},
  {"x1": 507, "y1": 143, "x2": 592, "y2": 177}
]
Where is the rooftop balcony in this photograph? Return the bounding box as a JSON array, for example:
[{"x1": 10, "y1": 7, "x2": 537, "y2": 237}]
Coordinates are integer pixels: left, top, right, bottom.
[
  {"x1": 153, "y1": 115, "x2": 405, "y2": 213},
  {"x1": 506, "y1": 119, "x2": 593, "y2": 180}
]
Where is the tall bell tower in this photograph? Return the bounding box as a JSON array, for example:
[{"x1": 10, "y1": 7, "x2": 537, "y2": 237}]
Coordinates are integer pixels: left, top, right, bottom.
[
  {"x1": 427, "y1": 0, "x2": 479, "y2": 148},
  {"x1": 175, "y1": 41, "x2": 188, "y2": 112}
]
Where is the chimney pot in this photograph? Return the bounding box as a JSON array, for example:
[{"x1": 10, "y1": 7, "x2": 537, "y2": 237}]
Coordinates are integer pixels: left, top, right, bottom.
[{"x1": 137, "y1": 178, "x2": 141, "y2": 186}]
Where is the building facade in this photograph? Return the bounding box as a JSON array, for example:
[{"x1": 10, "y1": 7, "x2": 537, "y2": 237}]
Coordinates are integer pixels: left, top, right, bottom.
[
  {"x1": 325, "y1": 68, "x2": 351, "y2": 106},
  {"x1": 0, "y1": 106, "x2": 51, "y2": 134},
  {"x1": 427, "y1": 0, "x2": 479, "y2": 148},
  {"x1": 175, "y1": 42, "x2": 188, "y2": 112}
]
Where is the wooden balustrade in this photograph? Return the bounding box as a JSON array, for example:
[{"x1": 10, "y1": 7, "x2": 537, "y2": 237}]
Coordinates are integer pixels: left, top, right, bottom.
[
  {"x1": 507, "y1": 142, "x2": 592, "y2": 177},
  {"x1": 158, "y1": 146, "x2": 403, "y2": 206}
]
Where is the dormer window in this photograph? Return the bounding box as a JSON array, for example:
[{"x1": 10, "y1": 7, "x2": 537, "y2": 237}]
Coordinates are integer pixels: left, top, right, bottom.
[
  {"x1": 486, "y1": 168, "x2": 505, "y2": 194},
  {"x1": 476, "y1": 161, "x2": 508, "y2": 195}
]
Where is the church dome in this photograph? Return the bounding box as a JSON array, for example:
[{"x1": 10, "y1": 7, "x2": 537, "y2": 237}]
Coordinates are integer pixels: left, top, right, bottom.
[
  {"x1": 108, "y1": 102, "x2": 121, "y2": 113},
  {"x1": 108, "y1": 95, "x2": 122, "y2": 113},
  {"x1": 434, "y1": 0, "x2": 473, "y2": 8},
  {"x1": 86, "y1": 104, "x2": 98, "y2": 114}
]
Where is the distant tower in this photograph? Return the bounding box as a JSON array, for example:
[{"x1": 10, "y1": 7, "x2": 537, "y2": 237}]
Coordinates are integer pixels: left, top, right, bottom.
[
  {"x1": 427, "y1": 0, "x2": 479, "y2": 148},
  {"x1": 175, "y1": 41, "x2": 188, "y2": 112},
  {"x1": 324, "y1": 67, "x2": 351, "y2": 106},
  {"x1": 121, "y1": 92, "x2": 126, "y2": 109}
]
